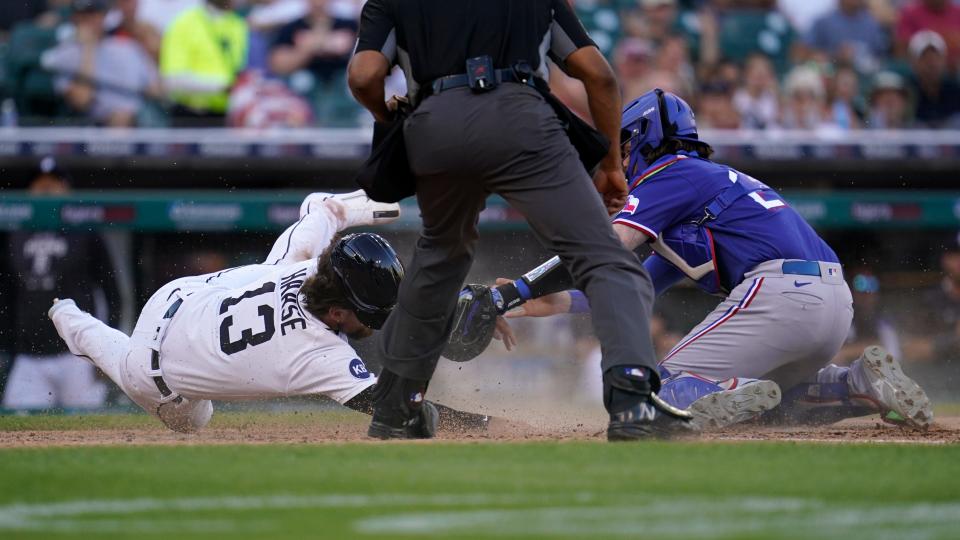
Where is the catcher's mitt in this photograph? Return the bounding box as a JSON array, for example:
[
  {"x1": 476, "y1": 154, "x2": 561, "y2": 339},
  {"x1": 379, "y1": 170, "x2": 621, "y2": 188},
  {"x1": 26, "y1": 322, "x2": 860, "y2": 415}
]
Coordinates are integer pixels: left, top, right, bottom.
[{"x1": 442, "y1": 284, "x2": 500, "y2": 362}]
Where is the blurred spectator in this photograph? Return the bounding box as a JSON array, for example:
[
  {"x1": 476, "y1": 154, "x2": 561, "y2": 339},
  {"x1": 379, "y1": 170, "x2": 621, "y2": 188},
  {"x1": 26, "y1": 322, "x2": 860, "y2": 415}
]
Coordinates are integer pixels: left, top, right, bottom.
[
  {"x1": 698, "y1": 79, "x2": 742, "y2": 128},
  {"x1": 867, "y1": 0, "x2": 899, "y2": 30},
  {"x1": 0, "y1": 157, "x2": 117, "y2": 411},
  {"x1": 573, "y1": 0, "x2": 622, "y2": 59},
  {"x1": 137, "y1": 0, "x2": 198, "y2": 31},
  {"x1": 247, "y1": 0, "x2": 308, "y2": 32},
  {"x1": 268, "y1": 0, "x2": 357, "y2": 124},
  {"x1": 780, "y1": 65, "x2": 831, "y2": 130},
  {"x1": 227, "y1": 70, "x2": 313, "y2": 128},
  {"x1": 866, "y1": 70, "x2": 912, "y2": 128},
  {"x1": 733, "y1": 53, "x2": 780, "y2": 129},
  {"x1": 244, "y1": 0, "x2": 309, "y2": 72},
  {"x1": 4, "y1": 1, "x2": 72, "y2": 120},
  {"x1": 622, "y1": 0, "x2": 704, "y2": 64},
  {"x1": 777, "y1": 0, "x2": 835, "y2": 35},
  {"x1": 42, "y1": 0, "x2": 160, "y2": 127},
  {"x1": 835, "y1": 270, "x2": 902, "y2": 364},
  {"x1": 613, "y1": 38, "x2": 654, "y2": 101},
  {"x1": 269, "y1": 0, "x2": 355, "y2": 77},
  {"x1": 636, "y1": 68, "x2": 695, "y2": 101},
  {"x1": 712, "y1": 59, "x2": 744, "y2": 89},
  {"x1": 895, "y1": 0, "x2": 960, "y2": 70},
  {"x1": 804, "y1": 0, "x2": 887, "y2": 74},
  {"x1": 709, "y1": 0, "x2": 796, "y2": 75},
  {"x1": 827, "y1": 65, "x2": 866, "y2": 129},
  {"x1": 160, "y1": 0, "x2": 248, "y2": 126},
  {"x1": 908, "y1": 30, "x2": 960, "y2": 128},
  {"x1": 107, "y1": 0, "x2": 162, "y2": 60},
  {"x1": 653, "y1": 34, "x2": 697, "y2": 93}
]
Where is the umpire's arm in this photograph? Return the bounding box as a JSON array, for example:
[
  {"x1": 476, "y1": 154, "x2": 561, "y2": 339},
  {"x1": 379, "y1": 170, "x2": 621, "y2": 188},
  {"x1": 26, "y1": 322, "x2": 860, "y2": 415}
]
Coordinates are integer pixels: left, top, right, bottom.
[
  {"x1": 549, "y1": 0, "x2": 627, "y2": 213},
  {"x1": 349, "y1": 0, "x2": 394, "y2": 122}
]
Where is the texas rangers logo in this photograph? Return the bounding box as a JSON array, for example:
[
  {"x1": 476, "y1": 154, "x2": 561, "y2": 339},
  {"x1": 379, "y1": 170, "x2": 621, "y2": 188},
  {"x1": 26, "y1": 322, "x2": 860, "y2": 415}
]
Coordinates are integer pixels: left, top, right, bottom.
[
  {"x1": 348, "y1": 358, "x2": 370, "y2": 379},
  {"x1": 623, "y1": 195, "x2": 640, "y2": 214}
]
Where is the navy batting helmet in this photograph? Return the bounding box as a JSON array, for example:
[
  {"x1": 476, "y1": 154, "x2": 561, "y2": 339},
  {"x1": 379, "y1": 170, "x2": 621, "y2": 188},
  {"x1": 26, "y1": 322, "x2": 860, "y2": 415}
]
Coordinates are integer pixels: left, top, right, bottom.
[
  {"x1": 330, "y1": 233, "x2": 404, "y2": 330},
  {"x1": 621, "y1": 88, "x2": 699, "y2": 178}
]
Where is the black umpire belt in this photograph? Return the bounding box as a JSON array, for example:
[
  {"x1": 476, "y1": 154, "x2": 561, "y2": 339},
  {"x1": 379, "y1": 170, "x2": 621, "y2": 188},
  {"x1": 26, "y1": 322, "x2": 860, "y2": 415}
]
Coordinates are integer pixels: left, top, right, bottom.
[
  {"x1": 151, "y1": 297, "x2": 183, "y2": 404},
  {"x1": 426, "y1": 68, "x2": 539, "y2": 96}
]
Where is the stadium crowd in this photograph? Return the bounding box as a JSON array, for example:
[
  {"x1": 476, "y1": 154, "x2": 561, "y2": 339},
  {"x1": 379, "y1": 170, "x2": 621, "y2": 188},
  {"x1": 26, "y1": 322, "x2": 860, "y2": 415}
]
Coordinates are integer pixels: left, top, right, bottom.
[{"x1": 0, "y1": 0, "x2": 958, "y2": 129}]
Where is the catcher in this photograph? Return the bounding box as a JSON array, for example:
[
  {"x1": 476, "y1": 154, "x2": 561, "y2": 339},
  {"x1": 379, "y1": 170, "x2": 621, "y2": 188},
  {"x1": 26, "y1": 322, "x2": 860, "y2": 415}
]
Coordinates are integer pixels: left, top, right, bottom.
[
  {"x1": 445, "y1": 89, "x2": 933, "y2": 432},
  {"x1": 50, "y1": 191, "x2": 492, "y2": 435}
]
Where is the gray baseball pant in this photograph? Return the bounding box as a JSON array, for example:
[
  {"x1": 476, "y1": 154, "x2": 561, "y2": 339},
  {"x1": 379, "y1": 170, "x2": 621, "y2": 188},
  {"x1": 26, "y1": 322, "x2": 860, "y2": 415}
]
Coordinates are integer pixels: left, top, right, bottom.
[
  {"x1": 378, "y1": 84, "x2": 658, "y2": 384},
  {"x1": 660, "y1": 260, "x2": 854, "y2": 390}
]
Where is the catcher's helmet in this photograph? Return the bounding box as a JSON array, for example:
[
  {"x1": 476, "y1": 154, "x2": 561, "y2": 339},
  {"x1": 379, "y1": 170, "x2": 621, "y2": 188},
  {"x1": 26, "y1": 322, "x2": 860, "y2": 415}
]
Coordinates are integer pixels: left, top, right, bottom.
[
  {"x1": 621, "y1": 88, "x2": 699, "y2": 178},
  {"x1": 330, "y1": 233, "x2": 404, "y2": 330}
]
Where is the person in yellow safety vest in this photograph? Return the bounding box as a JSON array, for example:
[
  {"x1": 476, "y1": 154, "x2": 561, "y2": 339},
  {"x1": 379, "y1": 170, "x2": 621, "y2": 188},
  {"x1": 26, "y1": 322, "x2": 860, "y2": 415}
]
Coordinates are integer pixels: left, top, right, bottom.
[{"x1": 160, "y1": 0, "x2": 248, "y2": 125}]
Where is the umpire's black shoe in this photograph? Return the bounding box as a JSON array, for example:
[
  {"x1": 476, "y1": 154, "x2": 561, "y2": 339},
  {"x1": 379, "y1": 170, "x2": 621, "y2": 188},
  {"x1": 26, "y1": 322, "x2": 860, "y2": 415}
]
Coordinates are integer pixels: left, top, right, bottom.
[
  {"x1": 604, "y1": 366, "x2": 694, "y2": 441},
  {"x1": 367, "y1": 369, "x2": 437, "y2": 440}
]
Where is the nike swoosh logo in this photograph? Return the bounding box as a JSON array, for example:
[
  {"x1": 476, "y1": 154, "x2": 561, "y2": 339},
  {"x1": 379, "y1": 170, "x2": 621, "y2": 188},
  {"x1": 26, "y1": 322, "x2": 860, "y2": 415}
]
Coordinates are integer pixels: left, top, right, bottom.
[{"x1": 794, "y1": 281, "x2": 812, "y2": 287}]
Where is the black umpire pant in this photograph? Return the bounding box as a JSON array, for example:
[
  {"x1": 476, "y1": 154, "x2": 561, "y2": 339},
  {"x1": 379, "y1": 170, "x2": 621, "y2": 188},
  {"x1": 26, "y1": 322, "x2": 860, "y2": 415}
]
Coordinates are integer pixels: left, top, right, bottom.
[{"x1": 378, "y1": 84, "x2": 658, "y2": 385}]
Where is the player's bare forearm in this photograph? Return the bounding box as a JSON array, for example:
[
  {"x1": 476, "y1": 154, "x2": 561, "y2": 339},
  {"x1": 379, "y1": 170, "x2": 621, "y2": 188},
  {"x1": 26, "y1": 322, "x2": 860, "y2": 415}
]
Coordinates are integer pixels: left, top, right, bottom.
[
  {"x1": 502, "y1": 290, "x2": 572, "y2": 318},
  {"x1": 348, "y1": 51, "x2": 391, "y2": 122},
  {"x1": 613, "y1": 223, "x2": 650, "y2": 251}
]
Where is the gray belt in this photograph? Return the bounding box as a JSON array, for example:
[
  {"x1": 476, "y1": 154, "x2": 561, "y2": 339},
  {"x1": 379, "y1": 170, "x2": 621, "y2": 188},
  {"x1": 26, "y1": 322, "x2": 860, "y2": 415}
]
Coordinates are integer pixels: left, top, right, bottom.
[{"x1": 150, "y1": 297, "x2": 183, "y2": 403}]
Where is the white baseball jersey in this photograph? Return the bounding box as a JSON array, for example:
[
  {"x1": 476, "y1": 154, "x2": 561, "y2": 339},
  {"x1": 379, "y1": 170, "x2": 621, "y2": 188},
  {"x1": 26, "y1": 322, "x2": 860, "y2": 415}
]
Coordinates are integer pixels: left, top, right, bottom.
[
  {"x1": 158, "y1": 259, "x2": 375, "y2": 403},
  {"x1": 49, "y1": 195, "x2": 380, "y2": 433},
  {"x1": 148, "y1": 198, "x2": 376, "y2": 404}
]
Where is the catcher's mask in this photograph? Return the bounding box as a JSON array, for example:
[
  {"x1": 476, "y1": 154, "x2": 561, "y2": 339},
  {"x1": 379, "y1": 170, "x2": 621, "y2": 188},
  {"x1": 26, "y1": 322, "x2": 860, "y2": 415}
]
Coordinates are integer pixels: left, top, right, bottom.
[
  {"x1": 620, "y1": 88, "x2": 699, "y2": 178},
  {"x1": 330, "y1": 233, "x2": 404, "y2": 329}
]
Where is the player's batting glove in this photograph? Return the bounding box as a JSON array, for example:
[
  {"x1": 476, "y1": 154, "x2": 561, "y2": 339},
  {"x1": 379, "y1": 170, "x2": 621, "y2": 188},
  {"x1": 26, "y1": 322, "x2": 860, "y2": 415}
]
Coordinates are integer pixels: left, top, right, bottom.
[{"x1": 442, "y1": 284, "x2": 503, "y2": 362}]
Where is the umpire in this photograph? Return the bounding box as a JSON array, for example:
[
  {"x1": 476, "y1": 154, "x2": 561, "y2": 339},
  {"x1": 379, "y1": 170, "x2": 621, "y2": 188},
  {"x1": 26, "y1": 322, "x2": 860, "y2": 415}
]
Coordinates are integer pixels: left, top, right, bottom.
[{"x1": 348, "y1": 0, "x2": 689, "y2": 441}]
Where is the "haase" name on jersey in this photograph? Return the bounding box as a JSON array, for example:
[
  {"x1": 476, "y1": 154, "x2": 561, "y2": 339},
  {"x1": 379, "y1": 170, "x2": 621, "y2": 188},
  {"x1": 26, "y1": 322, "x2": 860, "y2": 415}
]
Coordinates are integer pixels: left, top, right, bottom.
[{"x1": 279, "y1": 268, "x2": 308, "y2": 335}]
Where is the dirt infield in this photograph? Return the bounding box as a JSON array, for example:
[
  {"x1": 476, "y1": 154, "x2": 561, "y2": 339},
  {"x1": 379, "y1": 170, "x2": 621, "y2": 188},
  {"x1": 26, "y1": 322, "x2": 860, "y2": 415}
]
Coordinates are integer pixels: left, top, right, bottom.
[{"x1": 1, "y1": 414, "x2": 957, "y2": 448}]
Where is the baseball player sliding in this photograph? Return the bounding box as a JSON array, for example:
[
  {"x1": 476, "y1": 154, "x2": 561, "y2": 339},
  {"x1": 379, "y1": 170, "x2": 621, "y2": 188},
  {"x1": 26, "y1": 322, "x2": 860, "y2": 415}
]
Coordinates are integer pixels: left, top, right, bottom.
[
  {"x1": 448, "y1": 89, "x2": 933, "y2": 433},
  {"x1": 49, "y1": 191, "x2": 489, "y2": 436}
]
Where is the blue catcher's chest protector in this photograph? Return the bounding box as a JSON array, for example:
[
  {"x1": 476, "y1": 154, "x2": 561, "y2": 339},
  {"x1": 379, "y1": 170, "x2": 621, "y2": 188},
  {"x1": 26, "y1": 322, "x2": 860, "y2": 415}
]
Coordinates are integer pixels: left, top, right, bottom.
[{"x1": 648, "y1": 161, "x2": 773, "y2": 296}]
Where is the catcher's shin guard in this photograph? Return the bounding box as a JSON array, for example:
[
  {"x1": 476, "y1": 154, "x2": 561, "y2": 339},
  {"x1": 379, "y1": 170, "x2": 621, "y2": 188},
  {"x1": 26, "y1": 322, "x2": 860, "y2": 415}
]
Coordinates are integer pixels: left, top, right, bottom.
[
  {"x1": 367, "y1": 369, "x2": 436, "y2": 440},
  {"x1": 604, "y1": 366, "x2": 694, "y2": 441}
]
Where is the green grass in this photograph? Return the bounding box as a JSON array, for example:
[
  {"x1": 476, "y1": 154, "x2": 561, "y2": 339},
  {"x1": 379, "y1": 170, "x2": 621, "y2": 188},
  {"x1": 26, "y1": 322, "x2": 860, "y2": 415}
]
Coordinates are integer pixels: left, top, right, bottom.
[{"x1": 1, "y1": 415, "x2": 959, "y2": 539}]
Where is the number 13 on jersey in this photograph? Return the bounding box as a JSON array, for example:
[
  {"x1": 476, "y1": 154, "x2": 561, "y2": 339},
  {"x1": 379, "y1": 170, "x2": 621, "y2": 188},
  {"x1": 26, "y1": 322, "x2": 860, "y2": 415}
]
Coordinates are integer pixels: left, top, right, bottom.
[{"x1": 219, "y1": 282, "x2": 277, "y2": 355}]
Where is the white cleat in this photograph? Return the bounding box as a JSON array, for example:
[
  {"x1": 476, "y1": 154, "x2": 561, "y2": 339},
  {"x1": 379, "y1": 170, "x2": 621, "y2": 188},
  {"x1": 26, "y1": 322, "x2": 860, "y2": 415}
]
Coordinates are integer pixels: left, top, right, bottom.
[
  {"x1": 300, "y1": 190, "x2": 400, "y2": 229},
  {"x1": 853, "y1": 345, "x2": 933, "y2": 429},
  {"x1": 687, "y1": 380, "x2": 782, "y2": 431},
  {"x1": 48, "y1": 297, "x2": 77, "y2": 320}
]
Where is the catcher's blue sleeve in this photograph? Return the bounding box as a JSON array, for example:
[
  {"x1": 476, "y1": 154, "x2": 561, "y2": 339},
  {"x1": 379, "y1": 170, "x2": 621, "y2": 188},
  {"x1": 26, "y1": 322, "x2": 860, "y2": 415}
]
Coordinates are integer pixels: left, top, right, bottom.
[{"x1": 644, "y1": 254, "x2": 685, "y2": 296}]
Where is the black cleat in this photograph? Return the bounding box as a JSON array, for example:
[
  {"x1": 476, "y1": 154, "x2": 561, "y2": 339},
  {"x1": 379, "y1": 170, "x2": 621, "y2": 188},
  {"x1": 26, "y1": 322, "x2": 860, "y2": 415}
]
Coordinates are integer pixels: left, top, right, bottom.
[
  {"x1": 604, "y1": 365, "x2": 694, "y2": 441},
  {"x1": 607, "y1": 392, "x2": 694, "y2": 441},
  {"x1": 368, "y1": 401, "x2": 438, "y2": 440},
  {"x1": 366, "y1": 369, "x2": 435, "y2": 440}
]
